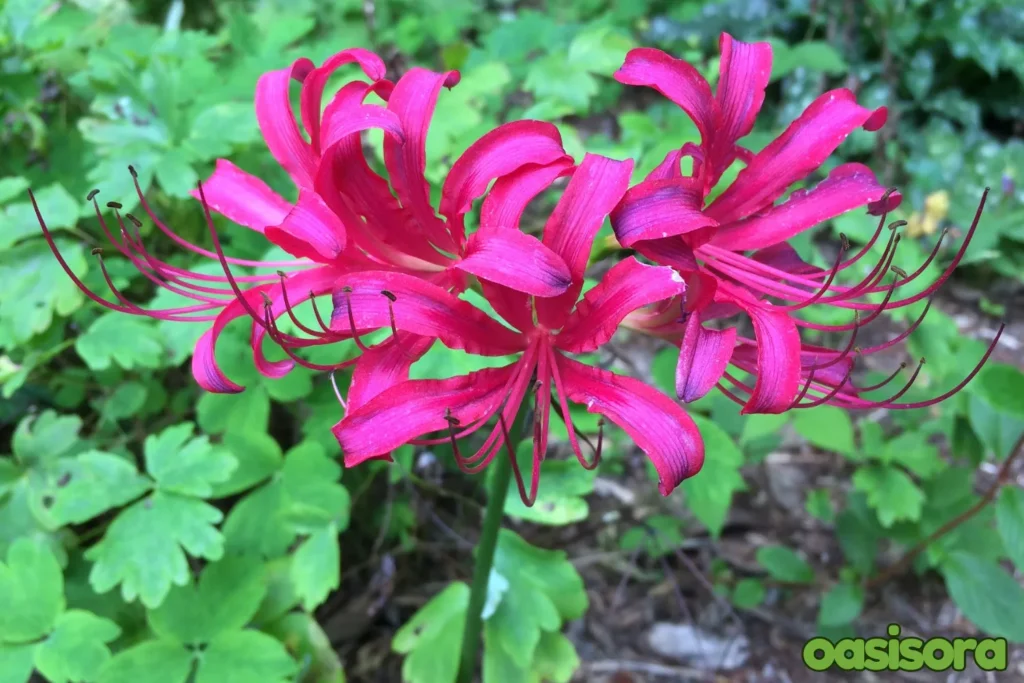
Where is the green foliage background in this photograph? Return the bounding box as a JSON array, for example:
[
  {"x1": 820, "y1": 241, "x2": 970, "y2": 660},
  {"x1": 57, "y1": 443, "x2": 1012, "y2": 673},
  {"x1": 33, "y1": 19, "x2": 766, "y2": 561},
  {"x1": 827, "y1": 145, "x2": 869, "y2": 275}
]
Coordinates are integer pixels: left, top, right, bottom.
[{"x1": 2, "y1": 0, "x2": 1024, "y2": 681}]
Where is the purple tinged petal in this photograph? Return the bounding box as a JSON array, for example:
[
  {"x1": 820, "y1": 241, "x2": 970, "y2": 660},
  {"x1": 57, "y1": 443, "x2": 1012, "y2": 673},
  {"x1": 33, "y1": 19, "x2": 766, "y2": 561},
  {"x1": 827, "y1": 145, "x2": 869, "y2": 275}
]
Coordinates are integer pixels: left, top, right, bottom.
[{"x1": 676, "y1": 313, "x2": 737, "y2": 403}]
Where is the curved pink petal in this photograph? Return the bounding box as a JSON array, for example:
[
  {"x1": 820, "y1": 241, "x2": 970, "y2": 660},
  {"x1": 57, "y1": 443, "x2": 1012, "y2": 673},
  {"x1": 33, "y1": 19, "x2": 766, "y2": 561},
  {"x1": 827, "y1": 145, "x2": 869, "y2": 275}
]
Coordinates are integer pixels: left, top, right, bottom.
[
  {"x1": 480, "y1": 158, "x2": 575, "y2": 232},
  {"x1": 383, "y1": 67, "x2": 461, "y2": 252},
  {"x1": 329, "y1": 270, "x2": 526, "y2": 356},
  {"x1": 441, "y1": 120, "x2": 569, "y2": 243},
  {"x1": 683, "y1": 270, "x2": 718, "y2": 313},
  {"x1": 190, "y1": 159, "x2": 292, "y2": 233},
  {"x1": 555, "y1": 355, "x2": 704, "y2": 495},
  {"x1": 255, "y1": 57, "x2": 317, "y2": 189},
  {"x1": 455, "y1": 229, "x2": 571, "y2": 297},
  {"x1": 300, "y1": 48, "x2": 387, "y2": 152},
  {"x1": 711, "y1": 163, "x2": 899, "y2": 251},
  {"x1": 264, "y1": 190, "x2": 347, "y2": 263},
  {"x1": 556, "y1": 258, "x2": 684, "y2": 353},
  {"x1": 191, "y1": 291, "x2": 262, "y2": 394},
  {"x1": 316, "y1": 83, "x2": 444, "y2": 267},
  {"x1": 536, "y1": 154, "x2": 633, "y2": 328},
  {"x1": 716, "y1": 283, "x2": 801, "y2": 414},
  {"x1": 676, "y1": 313, "x2": 737, "y2": 403},
  {"x1": 334, "y1": 364, "x2": 518, "y2": 466},
  {"x1": 610, "y1": 177, "x2": 717, "y2": 248},
  {"x1": 707, "y1": 34, "x2": 772, "y2": 185},
  {"x1": 633, "y1": 238, "x2": 700, "y2": 272},
  {"x1": 706, "y1": 89, "x2": 888, "y2": 224},
  {"x1": 346, "y1": 334, "x2": 436, "y2": 413},
  {"x1": 614, "y1": 48, "x2": 719, "y2": 152}
]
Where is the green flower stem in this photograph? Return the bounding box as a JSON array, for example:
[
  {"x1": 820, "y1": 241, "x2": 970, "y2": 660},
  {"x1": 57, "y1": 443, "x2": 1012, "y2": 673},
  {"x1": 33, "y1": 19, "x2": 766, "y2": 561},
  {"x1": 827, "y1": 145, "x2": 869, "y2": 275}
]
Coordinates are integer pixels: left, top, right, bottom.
[{"x1": 457, "y1": 403, "x2": 530, "y2": 683}]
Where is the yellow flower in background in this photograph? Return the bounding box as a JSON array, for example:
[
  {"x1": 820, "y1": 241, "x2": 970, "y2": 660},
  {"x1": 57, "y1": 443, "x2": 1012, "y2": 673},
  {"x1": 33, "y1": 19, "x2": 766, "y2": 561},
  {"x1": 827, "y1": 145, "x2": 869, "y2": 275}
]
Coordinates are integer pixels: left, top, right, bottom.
[{"x1": 906, "y1": 190, "x2": 950, "y2": 238}]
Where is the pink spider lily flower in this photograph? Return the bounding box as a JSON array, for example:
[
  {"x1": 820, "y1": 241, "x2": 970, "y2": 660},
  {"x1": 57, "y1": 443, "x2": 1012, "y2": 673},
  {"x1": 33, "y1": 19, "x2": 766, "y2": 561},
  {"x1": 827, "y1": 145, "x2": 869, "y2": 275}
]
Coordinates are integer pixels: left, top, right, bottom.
[
  {"x1": 609, "y1": 34, "x2": 1004, "y2": 414},
  {"x1": 34, "y1": 47, "x2": 574, "y2": 395},
  {"x1": 326, "y1": 154, "x2": 704, "y2": 505}
]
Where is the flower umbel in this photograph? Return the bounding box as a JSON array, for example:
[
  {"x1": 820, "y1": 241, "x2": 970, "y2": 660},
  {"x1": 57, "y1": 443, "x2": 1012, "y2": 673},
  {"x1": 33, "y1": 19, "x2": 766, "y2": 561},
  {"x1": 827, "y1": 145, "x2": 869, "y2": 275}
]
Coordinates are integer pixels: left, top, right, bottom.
[
  {"x1": 330, "y1": 155, "x2": 704, "y2": 504},
  {"x1": 611, "y1": 33, "x2": 1004, "y2": 415}
]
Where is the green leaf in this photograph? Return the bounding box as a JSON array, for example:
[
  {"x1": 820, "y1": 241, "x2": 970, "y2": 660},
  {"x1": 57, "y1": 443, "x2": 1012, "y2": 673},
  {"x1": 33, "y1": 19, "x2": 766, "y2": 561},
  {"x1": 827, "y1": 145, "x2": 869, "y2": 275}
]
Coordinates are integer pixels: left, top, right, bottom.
[
  {"x1": 835, "y1": 494, "x2": 882, "y2": 574},
  {"x1": 682, "y1": 415, "x2": 745, "y2": 537},
  {"x1": 0, "y1": 538, "x2": 64, "y2": 643},
  {"x1": 731, "y1": 579, "x2": 766, "y2": 609},
  {"x1": 87, "y1": 491, "x2": 225, "y2": 608},
  {"x1": 805, "y1": 489, "x2": 835, "y2": 523},
  {"x1": 148, "y1": 555, "x2": 267, "y2": 644},
  {"x1": 291, "y1": 524, "x2": 341, "y2": 611},
  {"x1": 1, "y1": 183, "x2": 78, "y2": 250},
  {"x1": 852, "y1": 465, "x2": 925, "y2": 528},
  {"x1": 523, "y1": 53, "x2": 597, "y2": 113},
  {"x1": 75, "y1": 313, "x2": 167, "y2": 372},
  {"x1": 28, "y1": 450, "x2": 151, "y2": 529},
  {"x1": 739, "y1": 414, "x2": 789, "y2": 446},
  {"x1": 996, "y1": 487, "x2": 1024, "y2": 572},
  {"x1": 196, "y1": 387, "x2": 271, "y2": 436},
  {"x1": 222, "y1": 482, "x2": 296, "y2": 558},
  {"x1": 769, "y1": 40, "x2": 847, "y2": 81},
  {"x1": 0, "y1": 643, "x2": 36, "y2": 683},
  {"x1": 102, "y1": 382, "x2": 149, "y2": 421},
  {"x1": 143, "y1": 423, "x2": 236, "y2": 497},
  {"x1": 967, "y1": 393, "x2": 1024, "y2": 460},
  {"x1": 619, "y1": 515, "x2": 684, "y2": 559},
  {"x1": 792, "y1": 406, "x2": 855, "y2": 456},
  {"x1": 817, "y1": 582, "x2": 864, "y2": 628},
  {"x1": 281, "y1": 442, "x2": 350, "y2": 532},
  {"x1": 0, "y1": 239, "x2": 87, "y2": 346},
  {"x1": 393, "y1": 582, "x2": 469, "y2": 683},
  {"x1": 97, "y1": 639, "x2": 193, "y2": 683},
  {"x1": 973, "y1": 363, "x2": 1024, "y2": 420},
  {"x1": 10, "y1": 410, "x2": 81, "y2": 467},
  {"x1": 503, "y1": 453, "x2": 595, "y2": 526},
  {"x1": 262, "y1": 612, "x2": 345, "y2": 683},
  {"x1": 941, "y1": 551, "x2": 1024, "y2": 642},
  {"x1": 879, "y1": 432, "x2": 943, "y2": 478},
  {"x1": 210, "y1": 431, "x2": 283, "y2": 498},
  {"x1": 487, "y1": 530, "x2": 586, "y2": 667},
  {"x1": 756, "y1": 545, "x2": 814, "y2": 584},
  {"x1": 531, "y1": 631, "x2": 579, "y2": 682},
  {"x1": 154, "y1": 149, "x2": 199, "y2": 198},
  {"x1": 34, "y1": 609, "x2": 121, "y2": 683},
  {"x1": 566, "y1": 25, "x2": 634, "y2": 76},
  {"x1": 0, "y1": 177, "x2": 30, "y2": 205}
]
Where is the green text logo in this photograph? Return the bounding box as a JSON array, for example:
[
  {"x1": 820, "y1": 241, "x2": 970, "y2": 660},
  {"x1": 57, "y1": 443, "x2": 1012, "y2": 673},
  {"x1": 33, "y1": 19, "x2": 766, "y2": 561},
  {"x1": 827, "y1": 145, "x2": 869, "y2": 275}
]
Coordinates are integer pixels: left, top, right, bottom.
[{"x1": 802, "y1": 625, "x2": 1007, "y2": 672}]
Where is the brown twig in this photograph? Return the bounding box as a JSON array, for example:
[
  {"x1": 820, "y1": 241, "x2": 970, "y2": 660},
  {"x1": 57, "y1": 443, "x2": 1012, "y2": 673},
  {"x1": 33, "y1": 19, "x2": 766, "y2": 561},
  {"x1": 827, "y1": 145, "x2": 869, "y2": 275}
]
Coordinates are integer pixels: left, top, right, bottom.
[{"x1": 865, "y1": 430, "x2": 1024, "y2": 589}]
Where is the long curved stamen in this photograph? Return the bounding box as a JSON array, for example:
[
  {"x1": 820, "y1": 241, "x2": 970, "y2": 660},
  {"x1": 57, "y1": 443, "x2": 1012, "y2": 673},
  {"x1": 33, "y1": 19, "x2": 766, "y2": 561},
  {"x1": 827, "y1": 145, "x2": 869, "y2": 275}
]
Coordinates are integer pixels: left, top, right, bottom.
[
  {"x1": 795, "y1": 271, "x2": 900, "y2": 332},
  {"x1": 848, "y1": 325, "x2": 1005, "y2": 411},
  {"x1": 260, "y1": 299, "x2": 364, "y2": 371},
  {"x1": 775, "y1": 236, "x2": 848, "y2": 312},
  {"x1": 277, "y1": 272, "x2": 338, "y2": 340},
  {"x1": 341, "y1": 287, "x2": 373, "y2": 352},
  {"x1": 862, "y1": 361, "x2": 910, "y2": 393},
  {"x1": 547, "y1": 345, "x2": 600, "y2": 469},
  {"x1": 130, "y1": 167, "x2": 305, "y2": 269},
  {"x1": 788, "y1": 368, "x2": 818, "y2": 410},
  {"x1": 503, "y1": 411, "x2": 540, "y2": 507},
  {"x1": 856, "y1": 297, "x2": 933, "y2": 355},
  {"x1": 796, "y1": 368, "x2": 854, "y2": 408}
]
